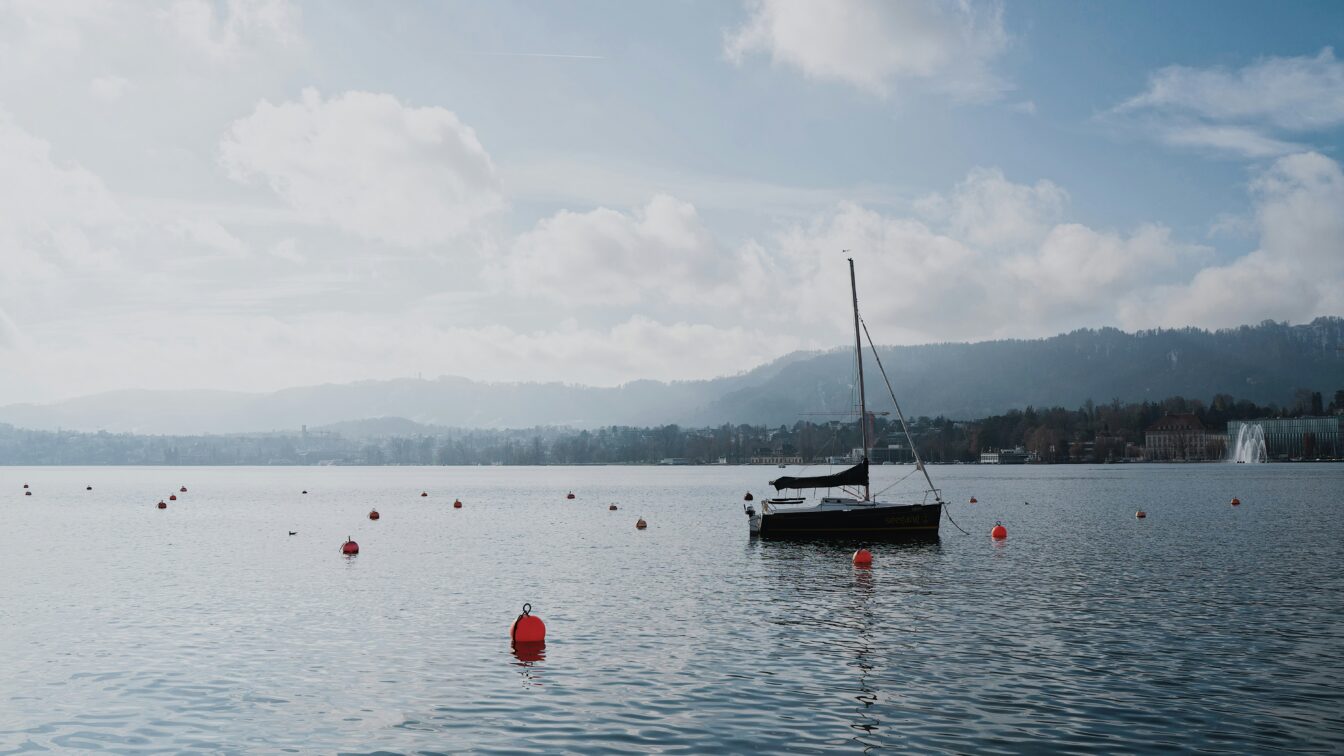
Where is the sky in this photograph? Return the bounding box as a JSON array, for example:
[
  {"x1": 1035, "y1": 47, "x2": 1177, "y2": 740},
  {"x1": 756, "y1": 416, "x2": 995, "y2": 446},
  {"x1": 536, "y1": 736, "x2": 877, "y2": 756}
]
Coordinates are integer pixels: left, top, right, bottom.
[{"x1": 0, "y1": 0, "x2": 1341, "y2": 404}]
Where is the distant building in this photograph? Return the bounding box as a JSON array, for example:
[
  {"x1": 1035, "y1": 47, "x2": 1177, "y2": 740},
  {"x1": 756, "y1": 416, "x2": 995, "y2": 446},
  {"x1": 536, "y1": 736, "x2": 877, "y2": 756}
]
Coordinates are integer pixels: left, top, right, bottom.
[
  {"x1": 1144, "y1": 414, "x2": 1226, "y2": 461},
  {"x1": 1228, "y1": 417, "x2": 1342, "y2": 459},
  {"x1": 980, "y1": 447, "x2": 1034, "y2": 464},
  {"x1": 749, "y1": 455, "x2": 803, "y2": 465}
]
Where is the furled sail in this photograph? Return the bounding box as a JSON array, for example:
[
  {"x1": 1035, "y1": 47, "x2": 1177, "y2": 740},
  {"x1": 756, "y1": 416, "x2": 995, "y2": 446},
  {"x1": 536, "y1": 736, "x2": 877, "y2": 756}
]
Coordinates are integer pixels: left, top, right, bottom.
[{"x1": 771, "y1": 460, "x2": 868, "y2": 491}]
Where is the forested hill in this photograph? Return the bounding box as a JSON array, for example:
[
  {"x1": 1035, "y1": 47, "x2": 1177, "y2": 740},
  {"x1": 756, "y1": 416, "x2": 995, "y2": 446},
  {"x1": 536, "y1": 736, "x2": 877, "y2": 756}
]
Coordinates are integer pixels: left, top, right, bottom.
[
  {"x1": 1, "y1": 317, "x2": 1339, "y2": 434},
  {"x1": 693, "y1": 317, "x2": 1344, "y2": 426}
]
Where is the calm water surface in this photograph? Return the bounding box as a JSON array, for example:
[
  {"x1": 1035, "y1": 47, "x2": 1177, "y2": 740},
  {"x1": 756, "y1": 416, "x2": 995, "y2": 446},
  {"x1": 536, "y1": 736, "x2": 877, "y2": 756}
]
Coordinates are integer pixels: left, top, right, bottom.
[{"x1": 2, "y1": 464, "x2": 1342, "y2": 753}]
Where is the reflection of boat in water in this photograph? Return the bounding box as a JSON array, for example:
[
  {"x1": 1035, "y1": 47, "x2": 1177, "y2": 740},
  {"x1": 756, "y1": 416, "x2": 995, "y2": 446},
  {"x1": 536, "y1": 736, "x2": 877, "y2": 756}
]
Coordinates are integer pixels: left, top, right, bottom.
[{"x1": 745, "y1": 258, "x2": 943, "y2": 539}]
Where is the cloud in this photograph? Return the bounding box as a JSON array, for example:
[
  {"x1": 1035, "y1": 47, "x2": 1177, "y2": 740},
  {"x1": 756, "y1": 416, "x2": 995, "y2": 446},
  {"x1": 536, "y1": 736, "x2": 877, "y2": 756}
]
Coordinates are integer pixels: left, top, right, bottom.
[
  {"x1": 0, "y1": 109, "x2": 127, "y2": 290},
  {"x1": 0, "y1": 305, "x2": 21, "y2": 349},
  {"x1": 724, "y1": 0, "x2": 1008, "y2": 100},
  {"x1": 159, "y1": 0, "x2": 301, "y2": 62},
  {"x1": 1114, "y1": 48, "x2": 1344, "y2": 158},
  {"x1": 499, "y1": 194, "x2": 742, "y2": 307},
  {"x1": 1120, "y1": 152, "x2": 1344, "y2": 329},
  {"x1": 88, "y1": 74, "x2": 129, "y2": 101},
  {"x1": 1158, "y1": 124, "x2": 1305, "y2": 159},
  {"x1": 1120, "y1": 48, "x2": 1344, "y2": 131},
  {"x1": 914, "y1": 167, "x2": 1067, "y2": 249},
  {"x1": 220, "y1": 89, "x2": 505, "y2": 247},
  {"x1": 768, "y1": 190, "x2": 1202, "y2": 342},
  {"x1": 500, "y1": 167, "x2": 1204, "y2": 348}
]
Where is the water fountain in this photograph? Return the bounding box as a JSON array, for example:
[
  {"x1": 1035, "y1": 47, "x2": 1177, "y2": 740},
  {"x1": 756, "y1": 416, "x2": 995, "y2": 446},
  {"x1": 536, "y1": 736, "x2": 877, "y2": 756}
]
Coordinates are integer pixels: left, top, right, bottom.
[{"x1": 1230, "y1": 423, "x2": 1267, "y2": 463}]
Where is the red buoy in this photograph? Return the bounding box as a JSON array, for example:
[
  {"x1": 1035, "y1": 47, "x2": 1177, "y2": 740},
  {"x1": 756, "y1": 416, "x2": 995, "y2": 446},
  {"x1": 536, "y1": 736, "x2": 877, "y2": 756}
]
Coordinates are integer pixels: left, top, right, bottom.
[
  {"x1": 369, "y1": 509, "x2": 380, "y2": 520},
  {"x1": 453, "y1": 499, "x2": 463, "y2": 509},
  {"x1": 169, "y1": 494, "x2": 177, "y2": 501},
  {"x1": 566, "y1": 492, "x2": 576, "y2": 500},
  {"x1": 1136, "y1": 510, "x2": 1147, "y2": 519},
  {"x1": 852, "y1": 548, "x2": 873, "y2": 566},
  {"x1": 991, "y1": 521, "x2": 1007, "y2": 539},
  {"x1": 609, "y1": 504, "x2": 618, "y2": 511},
  {"x1": 420, "y1": 491, "x2": 428, "y2": 497},
  {"x1": 1230, "y1": 497, "x2": 1241, "y2": 506},
  {"x1": 510, "y1": 603, "x2": 546, "y2": 643},
  {"x1": 969, "y1": 496, "x2": 978, "y2": 503},
  {"x1": 157, "y1": 500, "x2": 166, "y2": 509},
  {"x1": 341, "y1": 537, "x2": 359, "y2": 555},
  {"x1": 180, "y1": 486, "x2": 187, "y2": 493},
  {"x1": 744, "y1": 492, "x2": 754, "y2": 502},
  {"x1": 635, "y1": 517, "x2": 647, "y2": 529}
]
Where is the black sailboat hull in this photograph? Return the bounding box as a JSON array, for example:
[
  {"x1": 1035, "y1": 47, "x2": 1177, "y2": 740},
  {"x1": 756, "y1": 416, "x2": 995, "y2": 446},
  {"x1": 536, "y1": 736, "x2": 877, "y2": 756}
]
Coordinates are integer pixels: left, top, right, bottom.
[{"x1": 758, "y1": 503, "x2": 942, "y2": 539}]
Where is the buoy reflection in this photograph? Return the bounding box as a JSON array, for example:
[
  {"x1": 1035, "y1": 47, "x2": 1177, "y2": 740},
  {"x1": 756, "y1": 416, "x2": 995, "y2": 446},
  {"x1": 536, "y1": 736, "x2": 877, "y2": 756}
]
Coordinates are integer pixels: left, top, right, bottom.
[{"x1": 511, "y1": 641, "x2": 546, "y2": 663}]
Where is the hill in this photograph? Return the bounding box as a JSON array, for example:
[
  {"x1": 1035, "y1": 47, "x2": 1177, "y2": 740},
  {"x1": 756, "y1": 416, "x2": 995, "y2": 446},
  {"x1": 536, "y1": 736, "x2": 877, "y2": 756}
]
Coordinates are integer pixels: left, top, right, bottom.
[{"x1": 1, "y1": 318, "x2": 1339, "y2": 434}]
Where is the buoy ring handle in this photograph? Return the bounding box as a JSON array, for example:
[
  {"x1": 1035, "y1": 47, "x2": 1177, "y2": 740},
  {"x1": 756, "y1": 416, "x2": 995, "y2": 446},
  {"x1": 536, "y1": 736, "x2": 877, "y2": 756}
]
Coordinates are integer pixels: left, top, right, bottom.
[{"x1": 521, "y1": 603, "x2": 532, "y2": 617}]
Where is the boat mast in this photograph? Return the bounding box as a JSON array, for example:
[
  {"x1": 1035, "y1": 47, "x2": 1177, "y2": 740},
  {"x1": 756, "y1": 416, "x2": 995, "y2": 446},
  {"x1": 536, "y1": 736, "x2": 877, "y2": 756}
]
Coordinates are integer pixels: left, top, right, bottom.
[{"x1": 848, "y1": 256, "x2": 870, "y2": 502}]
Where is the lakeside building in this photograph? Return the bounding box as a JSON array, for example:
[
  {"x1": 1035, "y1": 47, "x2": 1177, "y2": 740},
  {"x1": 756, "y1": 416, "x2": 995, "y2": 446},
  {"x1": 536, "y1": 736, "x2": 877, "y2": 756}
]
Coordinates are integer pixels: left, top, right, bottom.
[
  {"x1": 1228, "y1": 417, "x2": 1342, "y2": 459},
  {"x1": 749, "y1": 455, "x2": 804, "y2": 465},
  {"x1": 1144, "y1": 414, "x2": 1227, "y2": 461},
  {"x1": 980, "y1": 447, "x2": 1035, "y2": 464}
]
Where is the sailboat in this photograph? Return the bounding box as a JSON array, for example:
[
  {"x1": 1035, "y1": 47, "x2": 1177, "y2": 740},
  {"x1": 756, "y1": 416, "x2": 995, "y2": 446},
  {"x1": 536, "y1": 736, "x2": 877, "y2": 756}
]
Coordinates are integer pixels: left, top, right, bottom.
[{"x1": 745, "y1": 258, "x2": 944, "y2": 538}]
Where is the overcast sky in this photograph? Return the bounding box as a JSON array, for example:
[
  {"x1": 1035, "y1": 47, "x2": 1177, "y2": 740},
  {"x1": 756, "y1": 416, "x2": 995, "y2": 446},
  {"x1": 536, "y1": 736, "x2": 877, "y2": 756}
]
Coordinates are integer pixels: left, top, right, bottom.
[{"x1": 1, "y1": 0, "x2": 1341, "y2": 404}]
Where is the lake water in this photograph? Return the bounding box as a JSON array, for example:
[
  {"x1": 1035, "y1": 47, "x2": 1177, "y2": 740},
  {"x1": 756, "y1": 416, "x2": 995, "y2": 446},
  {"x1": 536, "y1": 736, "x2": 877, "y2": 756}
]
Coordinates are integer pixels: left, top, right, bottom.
[{"x1": 2, "y1": 464, "x2": 1342, "y2": 753}]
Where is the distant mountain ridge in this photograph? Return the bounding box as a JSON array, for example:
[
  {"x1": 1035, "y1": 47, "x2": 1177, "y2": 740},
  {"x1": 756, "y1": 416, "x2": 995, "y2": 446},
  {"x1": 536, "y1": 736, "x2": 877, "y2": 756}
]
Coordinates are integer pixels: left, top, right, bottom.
[{"x1": 2, "y1": 318, "x2": 1339, "y2": 435}]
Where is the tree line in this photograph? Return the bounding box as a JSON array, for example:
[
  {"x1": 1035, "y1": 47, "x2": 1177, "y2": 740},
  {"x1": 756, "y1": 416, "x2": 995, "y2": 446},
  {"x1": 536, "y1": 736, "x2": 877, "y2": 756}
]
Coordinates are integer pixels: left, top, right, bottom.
[{"x1": 1, "y1": 389, "x2": 1339, "y2": 466}]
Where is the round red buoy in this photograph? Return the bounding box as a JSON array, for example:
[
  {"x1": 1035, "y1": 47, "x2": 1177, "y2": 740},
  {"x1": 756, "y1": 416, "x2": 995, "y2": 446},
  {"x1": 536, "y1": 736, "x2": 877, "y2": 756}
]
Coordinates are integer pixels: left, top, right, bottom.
[
  {"x1": 157, "y1": 500, "x2": 166, "y2": 509},
  {"x1": 990, "y1": 521, "x2": 1007, "y2": 539},
  {"x1": 369, "y1": 509, "x2": 380, "y2": 520},
  {"x1": 635, "y1": 517, "x2": 647, "y2": 529},
  {"x1": 341, "y1": 537, "x2": 359, "y2": 555},
  {"x1": 510, "y1": 603, "x2": 546, "y2": 644},
  {"x1": 566, "y1": 492, "x2": 576, "y2": 500},
  {"x1": 1136, "y1": 510, "x2": 1147, "y2": 519},
  {"x1": 969, "y1": 496, "x2": 977, "y2": 503},
  {"x1": 1230, "y1": 497, "x2": 1241, "y2": 506},
  {"x1": 180, "y1": 486, "x2": 187, "y2": 493},
  {"x1": 453, "y1": 499, "x2": 462, "y2": 509},
  {"x1": 852, "y1": 548, "x2": 873, "y2": 566},
  {"x1": 609, "y1": 504, "x2": 618, "y2": 511},
  {"x1": 420, "y1": 491, "x2": 428, "y2": 497},
  {"x1": 743, "y1": 492, "x2": 754, "y2": 502},
  {"x1": 169, "y1": 494, "x2": 177, "y2": 501}
]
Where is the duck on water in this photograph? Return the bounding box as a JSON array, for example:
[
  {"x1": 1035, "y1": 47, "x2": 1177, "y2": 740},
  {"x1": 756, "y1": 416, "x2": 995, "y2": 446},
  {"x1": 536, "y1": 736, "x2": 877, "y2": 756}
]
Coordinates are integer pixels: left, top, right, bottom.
[{"x1": 744, "y1": 257, "x2": 944, "y2": 539}]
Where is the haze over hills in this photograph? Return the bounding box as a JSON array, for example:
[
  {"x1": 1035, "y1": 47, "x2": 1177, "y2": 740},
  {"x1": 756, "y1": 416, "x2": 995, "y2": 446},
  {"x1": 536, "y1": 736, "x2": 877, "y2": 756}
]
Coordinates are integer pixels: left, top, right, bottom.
[{"x1": 2, "y1": 318, "x2": 1339, "y2": 436}]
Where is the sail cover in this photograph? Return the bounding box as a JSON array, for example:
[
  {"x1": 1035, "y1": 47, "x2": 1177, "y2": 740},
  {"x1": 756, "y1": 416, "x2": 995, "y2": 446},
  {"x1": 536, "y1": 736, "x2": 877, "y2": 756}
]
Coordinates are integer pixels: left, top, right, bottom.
[{"x1": 771, "y1": 460, "x2": 868, "y2": 491}]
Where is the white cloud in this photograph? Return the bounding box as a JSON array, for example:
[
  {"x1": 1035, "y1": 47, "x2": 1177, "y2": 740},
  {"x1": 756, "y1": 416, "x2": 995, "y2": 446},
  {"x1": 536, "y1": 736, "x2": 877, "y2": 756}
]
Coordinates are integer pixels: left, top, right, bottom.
[
  {"x1": 914, "y1": 167, "x2": 1067, "y2": 249},
  {"x1": 159, "y1": 0, "x2": 301, "y2": 62},
  {"x1": 88, "y1": 74, "x2": 129, "y2": 101},
  {"x1": 1115, "y1": 48, "x2": 1344, "y2": 158},
  {"x1": 0, "y1": 305, "x2": 21, "y2": 349},
  {"x1": 1120, "y1": 152, "x2": 1344, "y2": 328},
  {"x1": 220, "y1": 88, "x2": 505, "y2": 247},
  {"x1": 1121, "y1": 48, "x2": 1344, "y2": 131},
  {"x1": 724, "y1": 0, "x2": 1008, "y2": 100},
  {"x1": 0, "y1": 109, "x2": 127, "y2": 292},
  {"x1": 500, "y1": 194, "x2": 736, "y2": 307},
  {"x1": 1158, "y1": 124, "x2": 1305, "y2": 159},
  {"x1": 768, "y1": 189, "x2": 1202, "y2": 342},
  {"x1": 168, "y1": 217, "x2": 250, "y2": 259}
]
